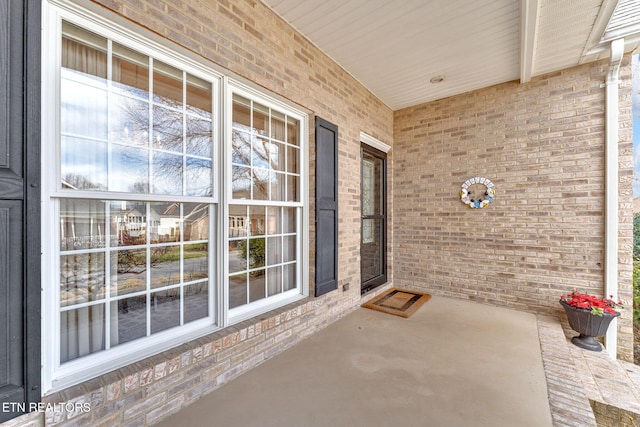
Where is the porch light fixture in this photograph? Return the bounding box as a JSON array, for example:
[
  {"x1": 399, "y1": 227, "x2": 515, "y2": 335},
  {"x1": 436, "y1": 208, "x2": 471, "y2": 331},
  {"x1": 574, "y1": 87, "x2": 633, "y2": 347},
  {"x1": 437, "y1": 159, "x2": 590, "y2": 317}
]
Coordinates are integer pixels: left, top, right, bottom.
[{"x1": 430, "y1": 75, "x2": 445, "y2": 84}]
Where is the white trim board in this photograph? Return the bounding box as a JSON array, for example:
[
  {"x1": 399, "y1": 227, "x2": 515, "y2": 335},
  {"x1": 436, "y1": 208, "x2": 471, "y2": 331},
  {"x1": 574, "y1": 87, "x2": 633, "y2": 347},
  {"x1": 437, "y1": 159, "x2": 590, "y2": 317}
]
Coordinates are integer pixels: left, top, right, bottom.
[{"x1": 360, "y1": 131, "x2": 391, "y2": 153}]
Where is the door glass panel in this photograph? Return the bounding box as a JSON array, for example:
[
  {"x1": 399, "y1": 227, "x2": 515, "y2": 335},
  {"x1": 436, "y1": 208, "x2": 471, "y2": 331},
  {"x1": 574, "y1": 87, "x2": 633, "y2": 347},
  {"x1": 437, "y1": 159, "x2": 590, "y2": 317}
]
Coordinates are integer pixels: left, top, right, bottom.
[
  {"x1": 361, "y1": 145, "x2": 387, "y2": 292},
  {"x1": 361, "y1": 218, "x2": 384, "y2": 284}
]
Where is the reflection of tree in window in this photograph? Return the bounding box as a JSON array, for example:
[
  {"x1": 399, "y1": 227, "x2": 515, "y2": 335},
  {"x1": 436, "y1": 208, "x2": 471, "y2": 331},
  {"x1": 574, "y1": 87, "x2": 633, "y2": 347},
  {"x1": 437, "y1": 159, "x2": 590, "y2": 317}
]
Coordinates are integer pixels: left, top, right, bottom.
[{"x1": 62, "y1": 173, "x2": 106, "y2": 191}]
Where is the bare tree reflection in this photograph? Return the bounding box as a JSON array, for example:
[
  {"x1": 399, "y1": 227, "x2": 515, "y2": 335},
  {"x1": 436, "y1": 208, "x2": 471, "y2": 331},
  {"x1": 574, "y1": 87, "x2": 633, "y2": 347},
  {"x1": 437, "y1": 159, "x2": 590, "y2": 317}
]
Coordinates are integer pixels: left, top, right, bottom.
[{"x1": 62, "y1": 173, "x2": 106, "y2": 191}]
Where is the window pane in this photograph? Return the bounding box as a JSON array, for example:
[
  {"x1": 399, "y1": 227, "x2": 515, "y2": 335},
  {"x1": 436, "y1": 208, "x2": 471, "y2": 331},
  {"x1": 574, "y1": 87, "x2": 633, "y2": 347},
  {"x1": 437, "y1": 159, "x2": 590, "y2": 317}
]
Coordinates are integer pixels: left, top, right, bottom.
[
  {"x1": 60, "y1": 305, "x2": 105, "y2": 363},
  {"x1": 252, "y1": 169, "x2": 269, "y2": 200},
  {"x1": 229, "y1": 205, "x2": 248, "y2": 237},
  {"x1": 286, "y1": 175, "x2": 298, "y2": 202},
  {"x1": 150, "y1": 289, "x2": 181, "y2": 334},
  {"x1": 60, "y1": 253, "x2": 106, "y2": 306},
  {"x1": 186, "y1": 117, "x2": 212, "y2": 157},
  {"x1": 249, "y1": 269, "x2": 266, "y2": 302},
  {"x1": 110, "y1": 95, "x2": 149, "y2": 146},
  {"x1": 270, "y1": 141, "x2": 285, "y2": 171},
  {"x1": 153, "y1": 61, "x2": 183, "y2": 108},
  {"x1": 60, "y1": 199, "x2": 106, "y2": 250},
  {"x1": 184, "y1": 282, "x2": 208, "y2": 323},
  {"x1": 228, "y1": 240, "x2": 246, "y2": 274},
  {"x1": 287, "y1": 145, "x2": 299, "y2": 174},
  {"x1": 266, "y1": 207, "x2": 281, "y2": 235},
  {"x1": 247, "y1": 238, "x2": 265, "y2": 269},
  {"x1": 62, "y1": 23, "x2": 107, "y2": 80},
  {"x1": 152, "y1": 151, "x2": 183, "y2": 195},
  {"x1": 271, "y1": 111, "x2": 285, "y2": 141},
  {"x1": 229, "y1": 273, "x2": 247, "y2": 308},
  {"x1": 110, "y1": 145, "x2": 149, "y2": 193},
  {"x1": 252, "y1": 103, "x2": 268, "y2": 135},
  {"x1": 232, "y1": 130, "x2": 251, "y2": 165},
  {"x1": 110, "y1": 201, "x2": 147, "y2": 246},
  {"x1": 272, "y1": 172, "x2": 285, "y2": 201},
  {"x1": 110, "y1": 249, "x2": 147, "y2": 297},
  {"x1": 111, "y1": 297, "x2": 147, "y2": 347},
  {"x1": 153, "y1": 105, "x2": 183, "y2": 152},
  {"x1": 283, "y1": 235, "x2": 296, "y2": 262},
  {"x1": 112, "y1": 42, "x2": 149, "y2": 97},
  {"x1": 267, "y1": 267, "x2": 282, "y2": 297},
  {"x1": 252, "y1": 138, "x2": 269, "y2": 168},
  {"x1": 287, "y1": 117, "x2": 299, "y2": 146},
  {"x1": 184, "y1": 203, "x2": 209, "y2": 241},
  {"x1": 61, "y1": 137, "x2": 107, "y2": 190},
  {"x1": 186, "y1": 157, "x2": 212, "y2": 196},
  {"x1": 232, "y1": 165, "x2": 251, "y2": 199},
  {"x1": 283, "y1": 208, "x2": 296, "y2": 233},
  {"x1": 61, "y1": 78, "x2": 108, "y2": 139},
  {"x1": 267, "y1": 236, "x2": 281, "y2": 265},
  {"x1": 150, "y1": 246, "x2": 181, "y2": 289},
  {"x1": 185, "y1": 243, "x2": 208, "y2": 281},
  {"x1": 249, "y1": 206, "x2": 265, "y2": 236},
  {"x1": 232, "y1": 95, "x2": 251, "y2": 129},
  {"x1": 186, "y1": 74, "x2": 211, "y2": 117},
  {"x1": 151, "y1": 201, "x2": 180, "y2": 243},
  {"x1": 283, "y1": 264, "x2": 296, "y2": 292}
]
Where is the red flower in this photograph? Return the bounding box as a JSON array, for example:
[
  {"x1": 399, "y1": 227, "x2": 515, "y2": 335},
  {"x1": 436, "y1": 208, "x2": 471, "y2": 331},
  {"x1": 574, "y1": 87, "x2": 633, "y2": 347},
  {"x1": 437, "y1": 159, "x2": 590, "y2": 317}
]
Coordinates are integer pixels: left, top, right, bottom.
[{"x1": 559, "y1": 290, "x2": 623, "y2": 316}]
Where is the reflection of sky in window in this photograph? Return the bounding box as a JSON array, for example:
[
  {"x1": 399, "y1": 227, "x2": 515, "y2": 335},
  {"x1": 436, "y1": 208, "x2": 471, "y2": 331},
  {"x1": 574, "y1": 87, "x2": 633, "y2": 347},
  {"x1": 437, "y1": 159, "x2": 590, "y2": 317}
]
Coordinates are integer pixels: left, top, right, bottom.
[
  {"x1": 111, "y1": 145, "x2": 149, "y2": 192},
  {"x1": 152, "y1": 152, "x2": 183, "y2": 194},
  {"x1": 61, "y1": 137, "x2": 107, "y2": 189},
  {"x1": 61, "y1": 62, "x2": 213, "y2": 196},
  {"x1": 186, "y1": 157, "x2": 213, "y2": 196}
]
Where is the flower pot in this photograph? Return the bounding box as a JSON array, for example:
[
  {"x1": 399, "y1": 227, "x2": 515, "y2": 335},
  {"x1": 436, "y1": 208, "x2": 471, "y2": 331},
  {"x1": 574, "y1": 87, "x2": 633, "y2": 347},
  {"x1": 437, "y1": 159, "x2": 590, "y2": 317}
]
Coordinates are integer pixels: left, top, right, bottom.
[{"x1": 559, "y1": 300, "x2": 620, "y2": 351}]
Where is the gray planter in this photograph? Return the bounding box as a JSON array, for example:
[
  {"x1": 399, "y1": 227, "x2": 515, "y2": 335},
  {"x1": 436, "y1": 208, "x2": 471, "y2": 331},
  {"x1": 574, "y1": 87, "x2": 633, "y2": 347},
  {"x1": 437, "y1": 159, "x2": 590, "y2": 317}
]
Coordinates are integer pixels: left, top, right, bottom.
[{"x1": 559, "y1": 300, "x2": 620, "y2": 351}]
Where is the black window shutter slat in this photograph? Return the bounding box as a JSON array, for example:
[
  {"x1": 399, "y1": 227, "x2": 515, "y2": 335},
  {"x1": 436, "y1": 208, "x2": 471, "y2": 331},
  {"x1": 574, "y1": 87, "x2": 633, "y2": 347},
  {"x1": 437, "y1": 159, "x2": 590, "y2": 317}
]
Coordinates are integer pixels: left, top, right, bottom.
[
  {"x1": 315, "y1": 117, "x2": 338, "y2": 297},
  {"x1": 0, "y1": 0, "x2": 41, "y2": 422}
]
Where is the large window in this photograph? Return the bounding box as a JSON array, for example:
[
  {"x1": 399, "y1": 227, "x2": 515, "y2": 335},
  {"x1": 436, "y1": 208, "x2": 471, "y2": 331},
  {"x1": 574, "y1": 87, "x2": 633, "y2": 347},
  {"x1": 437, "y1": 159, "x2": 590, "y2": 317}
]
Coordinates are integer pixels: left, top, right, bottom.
[{"x1": 42, "y1": 3, "x2": 307, "y2": 392}]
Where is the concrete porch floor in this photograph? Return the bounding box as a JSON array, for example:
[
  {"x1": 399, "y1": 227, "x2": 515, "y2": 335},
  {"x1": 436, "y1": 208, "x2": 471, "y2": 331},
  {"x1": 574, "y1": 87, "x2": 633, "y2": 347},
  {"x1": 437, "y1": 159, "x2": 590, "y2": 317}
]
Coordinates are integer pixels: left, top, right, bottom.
[{"x1": 155, "y1": 296, "x2": 554, "y2": 427}]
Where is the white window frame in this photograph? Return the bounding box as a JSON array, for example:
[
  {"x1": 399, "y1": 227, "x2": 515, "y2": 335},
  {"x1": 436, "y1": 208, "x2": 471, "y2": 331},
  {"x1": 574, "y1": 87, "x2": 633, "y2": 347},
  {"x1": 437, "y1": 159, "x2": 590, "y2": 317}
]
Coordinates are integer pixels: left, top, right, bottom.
[
  {"x1": 41, "y1": 0, "x2": 309, "y2": 394},
  {"x1": 223, "y1": 81, "x2": 309, "y2": 325}
]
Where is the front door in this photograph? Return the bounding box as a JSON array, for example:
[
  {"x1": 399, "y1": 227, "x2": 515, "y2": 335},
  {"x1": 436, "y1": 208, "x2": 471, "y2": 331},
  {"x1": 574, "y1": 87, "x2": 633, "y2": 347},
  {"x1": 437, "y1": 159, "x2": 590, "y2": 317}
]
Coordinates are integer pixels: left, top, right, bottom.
[{"x1": 360, "y1": 144, "x2": 386, "y2": 293}]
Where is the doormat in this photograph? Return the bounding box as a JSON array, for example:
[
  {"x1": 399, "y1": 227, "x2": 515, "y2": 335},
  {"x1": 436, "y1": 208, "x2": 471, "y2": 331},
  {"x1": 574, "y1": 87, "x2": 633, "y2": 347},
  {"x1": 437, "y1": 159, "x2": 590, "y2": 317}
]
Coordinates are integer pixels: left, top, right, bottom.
[{"x1": 361, "y1": 288, "x2": 431, "y2": 318}]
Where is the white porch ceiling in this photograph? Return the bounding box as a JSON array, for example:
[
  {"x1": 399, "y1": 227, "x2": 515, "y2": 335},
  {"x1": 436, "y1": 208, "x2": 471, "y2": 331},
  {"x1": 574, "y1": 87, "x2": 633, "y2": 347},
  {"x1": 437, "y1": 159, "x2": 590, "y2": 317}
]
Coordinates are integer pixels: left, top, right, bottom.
[{"x1": 261, "y1": 0, "x2": 640, "y2": 110}]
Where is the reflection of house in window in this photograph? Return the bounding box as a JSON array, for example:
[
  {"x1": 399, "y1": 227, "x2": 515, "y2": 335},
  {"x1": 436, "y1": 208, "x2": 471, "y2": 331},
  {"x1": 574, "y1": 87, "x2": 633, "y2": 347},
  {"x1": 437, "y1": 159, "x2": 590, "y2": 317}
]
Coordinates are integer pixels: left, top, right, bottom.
[
  {"x1": 112, "y1": 206, "x2": 147, "y2": 245},
  {"x1": 229, "y1": 216, "x2": 246, "y2": 237},
  {"x1": 60, "y1": 199, "x2": 106, "y2": 250},
  {"x1": 185, "y1": 204, "x2": 209, "y2": 241},
  {"x1": 158, "y1": 204, "x2": 180, "y2": 242}
]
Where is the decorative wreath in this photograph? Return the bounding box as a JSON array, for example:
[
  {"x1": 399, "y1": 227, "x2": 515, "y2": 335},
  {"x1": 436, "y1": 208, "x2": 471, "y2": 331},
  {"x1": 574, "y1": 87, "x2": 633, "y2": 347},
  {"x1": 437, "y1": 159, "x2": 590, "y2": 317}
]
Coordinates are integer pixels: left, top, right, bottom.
[{"x1": 460, "y1": 177, "x2": 495, "y2": 209}]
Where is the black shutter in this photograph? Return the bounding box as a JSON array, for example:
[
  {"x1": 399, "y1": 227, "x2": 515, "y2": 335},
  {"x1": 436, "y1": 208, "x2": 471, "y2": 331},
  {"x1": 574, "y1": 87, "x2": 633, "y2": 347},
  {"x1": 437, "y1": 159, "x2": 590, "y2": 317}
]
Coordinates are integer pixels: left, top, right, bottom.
[
  {"x1": 0, "y1": 0, "x2": 41, "y2": 421},
  {"x1": 314, "y1": 117, "x2": 338, "y2": 296}
]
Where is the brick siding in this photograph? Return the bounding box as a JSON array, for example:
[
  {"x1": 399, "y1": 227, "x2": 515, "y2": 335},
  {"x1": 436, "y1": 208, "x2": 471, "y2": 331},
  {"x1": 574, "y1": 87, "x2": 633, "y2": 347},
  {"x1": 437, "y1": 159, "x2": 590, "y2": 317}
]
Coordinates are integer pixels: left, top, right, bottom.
[{"x1": 393, "y1": 58, "x2": 634, "y2": 361}]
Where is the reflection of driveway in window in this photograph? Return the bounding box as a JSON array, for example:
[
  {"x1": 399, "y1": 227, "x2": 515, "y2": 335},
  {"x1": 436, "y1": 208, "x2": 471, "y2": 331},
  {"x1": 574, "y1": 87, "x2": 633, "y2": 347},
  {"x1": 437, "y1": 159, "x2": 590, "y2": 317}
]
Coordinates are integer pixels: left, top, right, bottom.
[{"x1": 228, "y1": 251, "x2": 246, "y2": 273}]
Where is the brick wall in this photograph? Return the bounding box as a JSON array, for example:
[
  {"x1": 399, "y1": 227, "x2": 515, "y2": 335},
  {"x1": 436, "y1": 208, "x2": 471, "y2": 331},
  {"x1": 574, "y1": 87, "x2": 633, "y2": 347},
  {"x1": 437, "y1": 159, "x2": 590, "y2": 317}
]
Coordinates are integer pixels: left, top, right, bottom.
[{"x1": 393, "y1": 58, "x2": 634, "y2": 361}]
